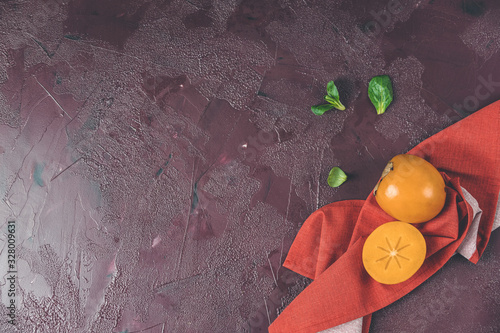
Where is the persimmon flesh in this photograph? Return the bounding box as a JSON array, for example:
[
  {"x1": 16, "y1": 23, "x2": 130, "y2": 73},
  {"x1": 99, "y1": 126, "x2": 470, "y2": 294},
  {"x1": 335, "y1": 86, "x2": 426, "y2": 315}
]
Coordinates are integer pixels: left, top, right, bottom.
[
  {"x1": 363, "y1": 221, "x2": 426, "y2": 285},
  {"x1": 374, "y1": 154, "x2": 446, "y2": 223}
]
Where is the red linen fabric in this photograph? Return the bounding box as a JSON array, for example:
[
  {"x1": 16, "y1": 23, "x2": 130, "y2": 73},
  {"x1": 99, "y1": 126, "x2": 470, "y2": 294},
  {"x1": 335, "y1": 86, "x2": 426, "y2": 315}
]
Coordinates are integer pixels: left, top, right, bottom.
[{"x1": 269, "y1": 101, "x2": 500, "y2": 333}]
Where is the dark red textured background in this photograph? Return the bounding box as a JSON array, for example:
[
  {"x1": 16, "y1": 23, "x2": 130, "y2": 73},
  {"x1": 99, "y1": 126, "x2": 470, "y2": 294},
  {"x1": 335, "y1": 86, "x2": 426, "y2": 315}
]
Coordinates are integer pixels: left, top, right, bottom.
[{"x1": 0, "y1": 0, "x2": 498, "y2": 332}]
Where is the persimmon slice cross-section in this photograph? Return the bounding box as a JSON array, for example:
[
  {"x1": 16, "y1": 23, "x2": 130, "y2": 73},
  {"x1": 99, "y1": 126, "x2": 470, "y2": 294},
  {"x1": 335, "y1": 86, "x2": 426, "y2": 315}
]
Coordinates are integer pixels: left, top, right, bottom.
[{"x1": 362, "y1": 221, "x2": 426, "y2": 285}]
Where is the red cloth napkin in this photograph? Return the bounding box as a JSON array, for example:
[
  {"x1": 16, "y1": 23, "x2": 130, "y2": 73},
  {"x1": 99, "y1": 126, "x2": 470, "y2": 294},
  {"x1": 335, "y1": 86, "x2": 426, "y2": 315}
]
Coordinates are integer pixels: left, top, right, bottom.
[{"x1": 269, "y1": 101, "x2": 500, "y2": 333}]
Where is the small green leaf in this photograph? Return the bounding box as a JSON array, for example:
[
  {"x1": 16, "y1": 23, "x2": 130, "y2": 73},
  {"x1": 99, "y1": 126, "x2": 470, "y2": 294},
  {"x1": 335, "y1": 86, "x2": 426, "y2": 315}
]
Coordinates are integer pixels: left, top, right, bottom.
[
  {"x1": 311, "y1": 104, "x2": 334, "y2": 115},
  {"x1": 326, "y1": 81, "x2": 340, "y2": 100},
  {"x1": 368, "y1": 75, "x2": 393, "y2": 115},
  {"x1": 325, "y1": 81, "x2": 346, "y2": 111},
  {"x1": 327, "y1": 167, "x2": 348, "y2": 187},
  {"x1": 311, "y1": 81, "x2": 345, "y2": 114},
  {"x1": 324, "y1": 95, "x2": 346, "y2": 111}
]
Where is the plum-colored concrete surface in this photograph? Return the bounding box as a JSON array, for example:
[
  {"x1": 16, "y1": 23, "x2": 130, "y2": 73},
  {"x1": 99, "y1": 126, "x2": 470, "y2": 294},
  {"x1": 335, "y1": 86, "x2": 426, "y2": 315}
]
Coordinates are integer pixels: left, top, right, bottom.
[{"x1": 0, "y1": 0, "x2": 499, "y2": 332}]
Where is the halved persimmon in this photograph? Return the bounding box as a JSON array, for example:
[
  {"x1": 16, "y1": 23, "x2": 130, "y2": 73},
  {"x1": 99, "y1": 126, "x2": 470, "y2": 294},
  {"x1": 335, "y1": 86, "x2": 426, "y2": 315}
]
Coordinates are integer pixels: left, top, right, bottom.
[
  {"x1": 374, "y1": 154, "x2": 446, "y2": 223},
  {"x1": 362, "y1": 221, "x2": 426, "y2": 285}
]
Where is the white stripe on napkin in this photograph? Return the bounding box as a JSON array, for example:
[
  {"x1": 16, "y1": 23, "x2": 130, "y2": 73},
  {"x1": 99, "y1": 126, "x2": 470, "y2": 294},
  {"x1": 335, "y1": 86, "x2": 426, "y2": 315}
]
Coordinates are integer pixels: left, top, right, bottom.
[
  {"x1": 492, "y1": 192, "x2": 500, "y2": 231},
  {"x1": 319, "y1": 317, "x2": 363, "y2": 333},
  {"x1": 456, "y1": 186, "x2": 483, "y2": 260}
]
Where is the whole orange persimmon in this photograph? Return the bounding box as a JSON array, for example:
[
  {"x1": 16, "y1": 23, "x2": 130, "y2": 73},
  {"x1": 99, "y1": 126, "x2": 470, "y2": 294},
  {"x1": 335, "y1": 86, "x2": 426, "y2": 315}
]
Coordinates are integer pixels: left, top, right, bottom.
[{"x1": 374, "y1": 154, "x2": 446, "y2": 223}]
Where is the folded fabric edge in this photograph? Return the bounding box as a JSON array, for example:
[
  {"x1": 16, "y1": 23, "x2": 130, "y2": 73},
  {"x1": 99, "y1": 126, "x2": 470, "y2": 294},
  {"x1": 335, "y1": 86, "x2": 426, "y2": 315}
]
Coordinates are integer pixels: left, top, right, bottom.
[
  {"x1": 282, "y1": 200, "x2": 365, "y2": 279},
  {"x1": 456, "y1": 186, "x2": 483, "y2": 261},
  {"x1": 493, "y1": 192, "x2": 500, "y2": 231},
  {"x1": 283, "y1": 260, "x2": 316, "y2": 280}
]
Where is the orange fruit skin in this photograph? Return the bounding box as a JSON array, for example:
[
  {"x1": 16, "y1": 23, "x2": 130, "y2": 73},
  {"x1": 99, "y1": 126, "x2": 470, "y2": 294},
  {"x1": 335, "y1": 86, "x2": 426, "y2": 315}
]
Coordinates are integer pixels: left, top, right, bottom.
[
  {"x1": 374, "y1": 154, "x2": 446, "y2": 224},
  {"x1": 362, "y1": 221, "x2": 426, "y2": 285}
]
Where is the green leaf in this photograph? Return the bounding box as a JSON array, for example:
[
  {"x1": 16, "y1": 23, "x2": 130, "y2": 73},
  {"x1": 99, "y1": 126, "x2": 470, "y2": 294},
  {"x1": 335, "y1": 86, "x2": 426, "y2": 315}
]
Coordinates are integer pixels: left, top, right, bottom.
[
  {"x1": 324, "y1": 95, "x2": 346, "y2": 111},
  {"x1": 327, "y1": 167, "x2": 348, "y2": 187},
  {"x1": 311, "y1": 81, "x2": 346, "y2": 114},
  {"x1": 326, "y1": 81, "x2": 340, "y2": 100},
  {"x1": 325, "y1": 81, "x2": 346, "y2": 111},
  {"x1": 311, "y1": 104, "x2": 334, "y2": 115},
  {"x1": 368, "y1": 75, "x2": 393, "y2": 115}
]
